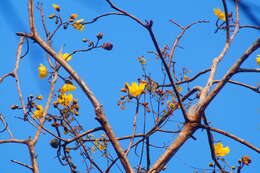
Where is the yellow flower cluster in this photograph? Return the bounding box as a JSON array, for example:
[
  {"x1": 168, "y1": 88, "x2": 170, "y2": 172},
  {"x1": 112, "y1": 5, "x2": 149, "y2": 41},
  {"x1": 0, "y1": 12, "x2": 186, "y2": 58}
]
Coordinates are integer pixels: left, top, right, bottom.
[
  {"x1": 213, "y1": 8, "x2": 226, "y2": 21},
  {"x1": 125, "y1": 82, "x2": 146, "y2": 97},
  {"x1": 32, "y1": 105, "x2": 44, "y2": 119},
  {"x1": 59, "y1": 83, "x2": 77, "y2": 93},
  {"x1": 214, "y1": 142, "x2": 230, "y2": 157},
  {"x1": 58, "y1": 93, "x2": 73, "y2": 107},
  {"x1": 72, "y1": 19, "x2": 85, "y2": 31},
  {"x1": 54, "y1": 83, "x2": 77, "y2": 108}
]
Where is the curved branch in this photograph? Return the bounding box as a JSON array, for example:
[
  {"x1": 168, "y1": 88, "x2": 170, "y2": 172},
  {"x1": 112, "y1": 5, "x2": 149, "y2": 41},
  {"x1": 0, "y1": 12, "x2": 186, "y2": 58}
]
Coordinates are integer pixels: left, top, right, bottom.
[
  {"x1": 83, "y1": 12, "x2": 124, "y2": 25},
  {"x1": 105, "y1": 0, "x2": 146, "y2": 27},
  {"x1": 158, "y1": 68, "x2": 211, "y2": 87},
  {"x1": 168, "y1": 20, "x2": 209, "y2": 68},
  {"x1": 200, "y1": 125, "x2": 260, "y2": 154},
  {"x1": 213, "y1": 80, "x2": 260, "y2": 93}
]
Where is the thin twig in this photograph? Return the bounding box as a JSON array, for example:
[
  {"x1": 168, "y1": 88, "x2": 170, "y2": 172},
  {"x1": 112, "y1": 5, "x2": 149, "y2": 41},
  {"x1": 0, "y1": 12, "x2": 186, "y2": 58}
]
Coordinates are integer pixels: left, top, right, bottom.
[
  {"x1": 11, "y1": 160, "x2": 33, "y2": 170},
  {"x1": 125, "y1": 99, "x2": 140, "y2": 155},
  {"x1": 168, "y1": 20, "x2": 209, "y2": 69},
  {"x1": 219, "y1": 24, "x2": 260, "y2": 30},
  {"x1": 83, "y1": 12, "x2": 124, "y2": 25},
  {"x1": 213, "y1": 80, "x2": 260, "y2": 93},
  {"x1": 158, "y1": 68, "x2": 211, "y2": 87}
]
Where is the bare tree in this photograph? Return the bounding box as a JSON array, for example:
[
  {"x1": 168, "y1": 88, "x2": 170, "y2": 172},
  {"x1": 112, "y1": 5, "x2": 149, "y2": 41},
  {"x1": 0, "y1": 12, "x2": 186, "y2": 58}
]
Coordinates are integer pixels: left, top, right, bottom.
[{"x1": 0, "y1": 0, "x2": 259, "y2": 173}]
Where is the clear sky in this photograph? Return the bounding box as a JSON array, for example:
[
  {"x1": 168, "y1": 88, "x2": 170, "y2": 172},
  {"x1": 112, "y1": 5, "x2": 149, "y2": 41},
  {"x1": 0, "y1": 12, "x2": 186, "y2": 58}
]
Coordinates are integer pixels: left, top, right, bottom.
[{"x1": 0, "y1": 0, "x2": 259, "y2": 173}]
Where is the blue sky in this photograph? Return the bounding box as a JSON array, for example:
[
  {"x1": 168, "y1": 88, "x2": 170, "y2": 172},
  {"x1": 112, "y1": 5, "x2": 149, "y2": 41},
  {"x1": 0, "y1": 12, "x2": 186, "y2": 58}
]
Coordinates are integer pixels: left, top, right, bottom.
[{"x1": 0, "y1": 0, "x2": 259, "y2": 172}]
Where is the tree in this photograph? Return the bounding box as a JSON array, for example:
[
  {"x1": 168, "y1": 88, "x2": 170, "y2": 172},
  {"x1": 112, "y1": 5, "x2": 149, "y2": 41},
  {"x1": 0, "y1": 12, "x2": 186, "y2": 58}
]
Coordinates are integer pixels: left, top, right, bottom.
[{"x1": 0, "y1": 0, "x2": 259, "y2": 172}]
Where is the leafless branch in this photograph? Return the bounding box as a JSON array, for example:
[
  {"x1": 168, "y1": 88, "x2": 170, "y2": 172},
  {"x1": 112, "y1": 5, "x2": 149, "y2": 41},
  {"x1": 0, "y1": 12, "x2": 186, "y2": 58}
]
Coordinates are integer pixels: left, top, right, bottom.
[
  {"x1": 213, "y1": 80, "x2": 260, "y2": 93},
  {"x1": 200, "y1": 125, "x2": 260, "y2": 154},
  {"x1": 83, "y1": 12, "x2": 124, "y2": 25},
  {"x1": 202, "y1": 113, "x2": 224, "y2": 172},
  {"x1": 11, "y1": 160, "x2": 33, "y2": 170},
  {"x1": 158, "y1": 68, "x2": 211, "y2": 87}
]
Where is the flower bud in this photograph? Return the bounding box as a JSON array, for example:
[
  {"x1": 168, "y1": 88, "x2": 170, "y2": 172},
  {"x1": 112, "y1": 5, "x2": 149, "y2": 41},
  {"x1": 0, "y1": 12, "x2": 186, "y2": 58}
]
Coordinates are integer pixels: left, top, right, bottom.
[
  {"x1": 10, "y1": 105, "x2": 19, "y2": 109},
  {"x1": 50, "y1": 138, "x2": 59, "y2": 149},
  {"x1": 36, "y1": 95, "x2": 43, "y2": 100},
  {"x1": 70, "y1": 14, "x2": 78, "y2": 20},
  {"x1": 48, "y1": 14, "x2": 56, "y2": 19},
  {"x1": 102, "y1": 42, "x2": 113, "y2": 51},
  {"x1": 52, "y1": 4, "x2": 60, "y2": 12},
  {"x1": 96, "y1": 32, "x2": 103, "y2": 40},
  {"x1": 82, "y1": 38, "x2": 88, "y2": 42},
  {"x1": 242, "y1": 156, "x2": 251, "y2": 165}
]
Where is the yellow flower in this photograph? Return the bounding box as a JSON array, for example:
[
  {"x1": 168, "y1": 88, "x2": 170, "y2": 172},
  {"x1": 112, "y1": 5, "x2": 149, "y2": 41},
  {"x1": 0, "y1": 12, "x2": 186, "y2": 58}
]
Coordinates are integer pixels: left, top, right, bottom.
[
  {"x1": 52, "y1": 4, "x2": 60, "y2": 12},
  {"x1": 125, "y1": 82, "x2": 146, "y2": 97},
  {"x1": 38, "y1": 64, "x2": 48, "y2": 78},
  {"x1": 213, "y1": 8, "x2": 226, "y2": 21},
  {"x1": 32, "y1": 105, "x2": 44, "y2": 119},
  {"x1": 214, "y1": 142, "x2": 230, "y2": 156},
  {"x1": 256, "y1": 55, "x2": 260, "y2": 66},
  {"x1": 59, "y1": 83, "x2": 76, "y2": 93},
  {"x1": 62, "y1": 53, "x2": 72, "y2": 61},
  {"x1": 72, "y1": 19, "x2": 85, "y2": 31},
  {"x1": 58, "y1": 94, "x2": 73, "y2": 107}
]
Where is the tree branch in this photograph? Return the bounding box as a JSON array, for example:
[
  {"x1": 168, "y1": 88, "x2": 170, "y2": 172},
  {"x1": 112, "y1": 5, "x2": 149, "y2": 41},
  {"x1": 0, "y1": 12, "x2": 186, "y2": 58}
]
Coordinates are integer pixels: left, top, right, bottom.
[{"x1": 200, "y1": 125, "x2": 260, "y2": 154}]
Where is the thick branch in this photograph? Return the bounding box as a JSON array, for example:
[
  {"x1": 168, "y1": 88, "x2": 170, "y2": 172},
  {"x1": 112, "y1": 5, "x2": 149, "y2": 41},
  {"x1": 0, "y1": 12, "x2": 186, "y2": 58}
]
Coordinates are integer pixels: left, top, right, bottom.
[
  {"x1": 199, "y1": 0, "x2": 240, "y2": 101},
  {"x1": 148, "y1": 122, "x2": 198, "y2": 173},
  {"x1": 202, "y1": 37, "x2": 260, "y2": 108}
]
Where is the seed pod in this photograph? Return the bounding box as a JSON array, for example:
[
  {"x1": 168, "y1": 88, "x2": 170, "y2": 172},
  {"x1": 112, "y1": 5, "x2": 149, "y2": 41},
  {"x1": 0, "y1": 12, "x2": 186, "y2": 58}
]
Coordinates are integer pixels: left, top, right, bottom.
[{"x1": 50, "y1": 138, "x2": 59, "y2": 149}]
